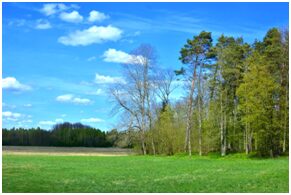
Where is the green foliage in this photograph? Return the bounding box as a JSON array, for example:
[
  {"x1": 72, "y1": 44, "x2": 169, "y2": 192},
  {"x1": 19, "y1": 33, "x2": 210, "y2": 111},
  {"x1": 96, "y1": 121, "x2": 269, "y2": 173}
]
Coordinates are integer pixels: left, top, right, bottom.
[
  {"x1": 106, "y1": 129, "x2": 135, "y2": 148},
  {"x1": 147, "y1": 28, "x2": 288, "y2": 157},
  {"x1": 263, "y1": 28, "x2": 284, "y2": 72},
  {"x1": 202, "y1": 101, "x2": 221, "y2": 153},
  {"x1": 179, "y1": 31, "x2": 213, "y2": 65},
  {"x1": 237, "y1": 52, "x2": 279, "y2": 156},
  {"x1": 174, "y1": 67, "x2": 185, "y2": 76},
  {"x1": 153, "y1": 106, "x2": 176, "y2": 155}
]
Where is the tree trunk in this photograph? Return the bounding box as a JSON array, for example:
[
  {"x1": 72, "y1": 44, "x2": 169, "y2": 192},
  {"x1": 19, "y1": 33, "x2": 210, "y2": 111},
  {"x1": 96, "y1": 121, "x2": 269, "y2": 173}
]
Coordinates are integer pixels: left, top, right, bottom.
[
  {"x1": 245, "y1": 122, "x2": 249, "y2": 155},
  {"x1": 248, "y1": 130, "x2": 253, "y2": 153},
  {"x1": 151, "y1": 136, "x2": 156, "y2": 155},
  {"x1": 198, "y1": 102, "x2": 202, "y2": 156},
  {"x1": 283, "y1": 80, "x2": 288, "y2": 153},
  {"x1": 141, "y1": 139, "x2": 146, "y2": 155},
  {"x1": 184, "y1": 126, "x2": 189, "y2": 153},
  {"x1": 233, "y1": 98, "x2": 237, "y2": 151},
  {"x1": 283, "y1": 128, "x2": 286, "y2": 153},
  {"x1": 185, "y1": 63, "x2": 197, "y2": 156},
  {"x1": 255, "y1": 133, "x2": 258, "y2": 151},
  {"x1": 141, "y1": 61, "x2": 148, "y2": 156},
  {"x1": 198, "y1": 67, "x2": 203, "y2": 156},
  {"x1": 147, "y1": 105, "x2": 156, "y2": 155},
  {"x1": 220, "y1": 90, "x2": 226, "y2": 156},
  {"x1": 145, "y1": 81, "x2": 155, "y2": 155},
  {"x1": 141, "y1": 107, "x2": 147, "y2": 155},
  {"x1": 224, "y1": 111, "x2": 227, "y2": 154}
]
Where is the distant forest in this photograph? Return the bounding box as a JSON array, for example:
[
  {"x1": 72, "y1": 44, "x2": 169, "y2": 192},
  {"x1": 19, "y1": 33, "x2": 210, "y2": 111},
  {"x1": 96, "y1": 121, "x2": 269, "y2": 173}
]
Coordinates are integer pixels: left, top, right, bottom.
[{"x1": 3, "y1": 122, "x2": 133, "y2": 148}]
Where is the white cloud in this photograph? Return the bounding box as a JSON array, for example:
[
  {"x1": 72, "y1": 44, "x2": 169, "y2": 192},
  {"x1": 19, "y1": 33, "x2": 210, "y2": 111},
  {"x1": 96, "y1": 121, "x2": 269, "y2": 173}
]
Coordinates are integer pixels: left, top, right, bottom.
[
  {"x1": 88, "y1": 10, "x2": 109, "y2": 22},
  {"x1": 56, "y1": 94, "x2": 92, "y2": 105},
  {"x1": 56, "y1": 94, "x2": 74, "y2": 102},
  {"x1": 24, "y1": 104, "x2": 32, "y2": 107},
  {"x1": 2, "y1": 77, "x2": 31, "y2": 91},
  {"x1": 57, "y1": 4, "x2": 69, "y2": 11},
  {"x1": 81, "y1": 117, "x2": 104, "y2": 123},
  {"x1": 102, "y1": 48, "x2": 146, "y2": 65},
  {"x1": 3, "y1": 111, "x2": 21, "y2": 118},
  {"x1": 103, "y1": 48, "x2": 132, "y2": 63},
  {"x1": 95, "y1": 73, "x2": 125, "y2": 84},
  {"x1": 58, "y1": 25, "x2": 122, "y2": 46},
  {"x1": 72, "y1": 97, "x2": 91, "y2": 104},
  {"x1": 2, "y1": 111, "x2": 32, "y2": 123},
  {"x1": 38, "y1": 118, "x2": 64, "y2": 126},
  {"x1": 61, "y1": 114, "x2": 67, "y2": 117},
  {"x1": 59, "y1": 11, "x2": 83, "y2": 23},
  {"x1": 41, "y1": 4, "x2": 58, "y2": 16},
  {"x1": 40, "y1": 3, "x2": 68, "y2": 16},
  {"x1": 35, "y1": 19, "x2": 52, "y2": 29}
]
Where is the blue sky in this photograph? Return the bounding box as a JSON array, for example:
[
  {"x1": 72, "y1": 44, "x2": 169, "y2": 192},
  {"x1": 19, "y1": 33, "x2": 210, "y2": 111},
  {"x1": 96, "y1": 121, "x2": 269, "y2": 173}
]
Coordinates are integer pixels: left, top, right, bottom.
[{"x1": 2, "y1": 2, "x2": 288, "y2": 131}]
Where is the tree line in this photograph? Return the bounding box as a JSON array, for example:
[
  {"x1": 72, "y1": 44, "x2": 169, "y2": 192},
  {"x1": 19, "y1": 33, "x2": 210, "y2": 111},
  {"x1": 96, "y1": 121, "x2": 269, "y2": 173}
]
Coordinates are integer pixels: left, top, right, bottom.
[
  {"x1": 3, "y1": 122, "x2": 134, "y2": 148},
  {"x1": 110, "y1": 27, "x2": 288, "y2": 157}
]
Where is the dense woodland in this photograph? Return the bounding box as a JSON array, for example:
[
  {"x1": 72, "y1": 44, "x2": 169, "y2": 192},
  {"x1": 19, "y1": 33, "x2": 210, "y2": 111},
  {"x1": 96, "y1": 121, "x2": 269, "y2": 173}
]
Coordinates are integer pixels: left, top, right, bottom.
[
  {"x1": 2, "y1": 123, "x2": 132, "y2": 148},
  {"x1": 109, "y1": 27, "x2": 289, "y2": 157},
  {"x1": 3, "y1": 28, "x2": 289, "y2": 157}
]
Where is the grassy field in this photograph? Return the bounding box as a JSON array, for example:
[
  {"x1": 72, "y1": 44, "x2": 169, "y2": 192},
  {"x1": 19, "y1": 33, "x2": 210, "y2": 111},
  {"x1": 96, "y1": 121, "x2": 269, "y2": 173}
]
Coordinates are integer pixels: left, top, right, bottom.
[{"x1": 2, "y1": 149, "x2": 289, "y2": 193}]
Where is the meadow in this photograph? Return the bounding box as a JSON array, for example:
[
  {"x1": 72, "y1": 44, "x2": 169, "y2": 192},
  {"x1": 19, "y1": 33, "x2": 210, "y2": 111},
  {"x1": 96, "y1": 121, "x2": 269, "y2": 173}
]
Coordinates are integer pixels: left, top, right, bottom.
[{"x1": 2, "y1": 147, "x2": 289, "y2": 193}]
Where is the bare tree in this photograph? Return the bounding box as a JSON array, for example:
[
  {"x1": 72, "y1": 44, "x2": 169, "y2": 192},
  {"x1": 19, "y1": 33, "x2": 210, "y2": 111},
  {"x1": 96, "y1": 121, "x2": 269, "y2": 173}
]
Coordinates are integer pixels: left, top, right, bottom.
[
  {"x1": 154, "y1": 69, "x2": 177, "y2": 109},
  {"x1": 109, "y1": 44, "x2": 157, "y2": 155}
]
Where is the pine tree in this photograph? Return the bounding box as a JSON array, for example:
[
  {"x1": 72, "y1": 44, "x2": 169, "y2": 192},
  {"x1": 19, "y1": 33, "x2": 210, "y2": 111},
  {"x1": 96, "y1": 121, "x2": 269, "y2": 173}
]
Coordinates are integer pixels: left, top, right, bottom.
[{"x1": 178, "y1": 31, "x2": 214, "y2": 156}]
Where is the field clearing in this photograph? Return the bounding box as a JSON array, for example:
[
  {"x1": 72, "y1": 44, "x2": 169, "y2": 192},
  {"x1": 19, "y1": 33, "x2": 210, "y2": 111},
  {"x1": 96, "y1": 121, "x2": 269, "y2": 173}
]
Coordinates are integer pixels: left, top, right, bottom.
[
  {"x1": 2, "y1": 148, "x2": 289, "y2": 193},
  {"x1": 2, "y1": 146, "x2": 134, "y2": 156}
]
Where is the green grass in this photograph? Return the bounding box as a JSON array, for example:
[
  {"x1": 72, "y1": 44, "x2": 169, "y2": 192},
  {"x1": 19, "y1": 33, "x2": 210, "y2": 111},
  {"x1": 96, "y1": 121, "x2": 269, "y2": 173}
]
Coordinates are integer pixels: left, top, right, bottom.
[{"x1": 3, "y1": 154, "x2": 289, "y2": 192}]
